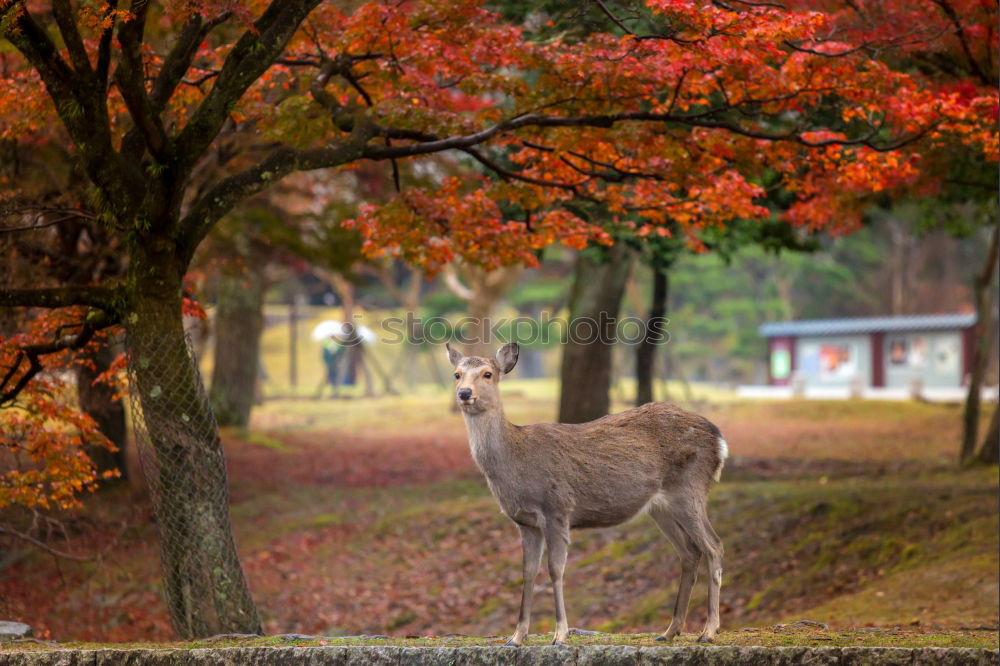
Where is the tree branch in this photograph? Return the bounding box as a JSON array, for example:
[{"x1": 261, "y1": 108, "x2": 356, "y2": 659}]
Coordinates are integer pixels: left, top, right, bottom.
[
  {"x1": 0, "y1": 310, "x2": 119, "y2": 406},
  {"x1": 367, "y1": 108, "x2": 927, "y2": 162},
  {"x1": 95, "y1": 0, "x2": 119, "y2": 87},
  {"x1": 151, "y1": 12, "x2": 233, "y2": 111},
  {"x1": 174, "y1": 0, "x2": 323, "y2": 174},
  {"x1": 3, "y1": 3, "x2": 132, "y2": 219},
  {"x1": 114, "y1": 1, "x2": 168, "y2": 159},
  {"x1": 930, "y1": 0, "x2": 994, "y2": 86},
  {"x1": 51, "y1": 0, "x2": 92, "y2": 75},
  {"x1": 176, "y1": 129, "x2": 374, "y2": 263},
  {"x1": 592, "y1": 0, "x2": 703, "y2": 44},
  {"x1": 1, "y1": 2, "x2": 77, "y2": 114},
  {"x1": 0, "y1": 526, "x2": 94, "y2": 562},
  {"x1": 0, "y1": 287, "x2": 121, "y2": 311}
]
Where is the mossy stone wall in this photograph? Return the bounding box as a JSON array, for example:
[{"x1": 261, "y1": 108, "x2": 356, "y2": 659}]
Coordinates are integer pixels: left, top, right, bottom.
[{"x1": 1, "y1": 646, "x2": 998, "y2": 665}]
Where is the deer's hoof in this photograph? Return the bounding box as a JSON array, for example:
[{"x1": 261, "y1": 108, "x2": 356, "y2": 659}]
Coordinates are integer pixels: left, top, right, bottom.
[
  {"x1": 551, "y1": 639, "x2": 568, "y2": 646},
  {"x1": 503, "y1": 639, "x2": 522, "y2": 647},
  {"x1": 696, "y1": 634, "x2": 715, "y2": 644}
]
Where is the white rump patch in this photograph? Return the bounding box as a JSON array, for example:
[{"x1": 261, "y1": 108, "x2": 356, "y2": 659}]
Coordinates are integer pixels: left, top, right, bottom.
[{"x1": 714, "y1": 437, "x2": 729, "y2": 482}]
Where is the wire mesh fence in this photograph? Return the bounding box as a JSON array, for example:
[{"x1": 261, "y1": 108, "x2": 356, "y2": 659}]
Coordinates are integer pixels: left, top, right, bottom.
[{"x1": 126, "y1": 324, "x2": 260, "y2": 638}]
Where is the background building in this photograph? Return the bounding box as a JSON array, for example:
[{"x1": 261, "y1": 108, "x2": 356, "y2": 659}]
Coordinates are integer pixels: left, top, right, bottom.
[{"x1": 759, "y1": 313, "x2": 977, "y2": 390}]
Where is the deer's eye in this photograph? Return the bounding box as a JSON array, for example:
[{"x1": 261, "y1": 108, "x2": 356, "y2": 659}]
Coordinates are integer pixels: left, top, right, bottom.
[
  {"x1": 483, "y1": 372, "x2": 492, "y2": 379},
  {"x1": 454, "y1": 372, "x2": 461, "y2": 380}
]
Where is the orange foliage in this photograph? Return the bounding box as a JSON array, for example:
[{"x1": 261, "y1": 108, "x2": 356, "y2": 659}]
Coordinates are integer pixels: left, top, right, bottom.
[{"x1": 0, "y1": 312, "x2": 123, "y2": 511}]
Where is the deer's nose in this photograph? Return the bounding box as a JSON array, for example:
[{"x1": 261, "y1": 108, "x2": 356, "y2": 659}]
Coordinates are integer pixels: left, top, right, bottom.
[{"x1": 457, "y1": 388, "x2": 473, "y2": 401}]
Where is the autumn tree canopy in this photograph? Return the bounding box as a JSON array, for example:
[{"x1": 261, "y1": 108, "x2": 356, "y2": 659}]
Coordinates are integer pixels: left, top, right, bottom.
[{"x1": 0, "y1": 0, "x2": 995, "y2": 637}]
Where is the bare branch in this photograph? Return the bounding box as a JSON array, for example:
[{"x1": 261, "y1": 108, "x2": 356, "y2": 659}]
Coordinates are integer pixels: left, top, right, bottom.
[
  {"x1": 592, "y1": 0, "x2": 703, "y2": 44},
  {"x1": 150, "y1": 12, "x2": 233, "y2": 110},
  {"x1": 712, "y1": 0, "x2": 785, "y2": 10},
  {"x1": 0, "y1": 287, "x2": 121, "y2": 310},
  {"x1": 0, "y1": 525, "x2": 94, "y2": 562},
  {"x1": 176, "y1": 128, "x2": 375, "y2": 262}
]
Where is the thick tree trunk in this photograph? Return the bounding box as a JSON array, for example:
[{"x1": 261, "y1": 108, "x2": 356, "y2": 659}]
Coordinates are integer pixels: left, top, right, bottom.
[
  {"x1": 635, "y1": 269, "x2": 668, "y2": 406},
  {"x1": 960, "y1": 221, "x2": 999, "y2": 464},
  {"x1": 77, "y1": 337, "x2": 129, "y2": 481},
  {"x1": 126, "y1": 245, "x2": 261, "y2": 638},
  {"x1": 972, "y1": 402, "x2": 999, "y2": 466},
  {"x1": 209, "y1": 268, "x2": 265, "y2": 428},
  {"x1": 558, "y1": 244, "x2": 635, "y2": 423}
]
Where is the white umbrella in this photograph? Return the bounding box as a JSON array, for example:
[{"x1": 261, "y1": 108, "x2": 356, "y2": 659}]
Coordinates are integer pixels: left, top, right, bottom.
[
  {"x1": 311, "y1": 320, "x2": 377, "y2": 344},
  {"x1": 311, "y1": 320, "x2": 345, "y2": 342}
]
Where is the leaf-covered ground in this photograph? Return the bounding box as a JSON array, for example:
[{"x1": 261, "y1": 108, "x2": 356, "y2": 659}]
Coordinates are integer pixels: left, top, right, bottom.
[{"x1": 0, "y1": 394, "x2": 996, "y2": 648}]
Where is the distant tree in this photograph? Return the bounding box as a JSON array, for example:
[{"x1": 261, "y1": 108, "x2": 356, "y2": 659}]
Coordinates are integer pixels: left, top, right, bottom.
[
  {"x1": 972, "y1": 403, "x2": 999, "y2": 466},
  {"x1": 960, "y1": 218, "x2": 998, "y2": 464},
  {"x1": 559, "y1": 240, "x2": 636, "y2": 423},
  {"x1": 632, "y1": 217, "x2": 820, "y2": 405},
  {"x1": 203, "y1": 167, "x2": 373, "y2": 425}
]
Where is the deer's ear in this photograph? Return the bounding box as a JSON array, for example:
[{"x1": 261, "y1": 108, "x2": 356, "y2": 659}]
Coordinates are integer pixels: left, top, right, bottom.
[
  {"x1": 446, "y1": 343, "x2": 464, "y2": 367},
  {"x1": 496, "y1": 342, "x2": 519, "y2": 375}
]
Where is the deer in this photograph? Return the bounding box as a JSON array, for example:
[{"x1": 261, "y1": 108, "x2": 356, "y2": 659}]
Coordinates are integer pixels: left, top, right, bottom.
[{"x1": 446, "y1": 341, "x2": 727, "y2": 646}]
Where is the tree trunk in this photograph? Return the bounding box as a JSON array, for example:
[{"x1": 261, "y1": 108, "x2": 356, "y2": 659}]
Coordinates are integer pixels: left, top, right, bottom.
[
  {"x1": 558, "y1": 244, "x2": 635, "y2": 423},
  {"x1": 960, "y1": 221, "x2": 999, "y2": 464},
  {"x1": 209, "y1": 268, "x2": 265, "y2": 428},
  {"x1": 971, "y1": 402, "x2": 999, "y2": 466},
  {"x1": 126, "y1": 245, "x2": 261, "y2": 638},
  {"x1": 77, "y1": 336, "x2": 129, "y2": 482},
  {"x1": 635, "y1": 269, "x2": 668, "y2": 406}
]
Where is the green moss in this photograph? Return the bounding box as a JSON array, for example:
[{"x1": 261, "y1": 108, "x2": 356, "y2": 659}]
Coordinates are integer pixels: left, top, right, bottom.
[
  {"x1": 385, "y1": 611, "x2": 418, "y2": 631},
  {"x1": 5, "y1": 627, "x2": 996, "y2": 652},
  {"x1": 474, "y1": 595, "x2": 504, "y2": 619},
  {"x1": 745, "y1": 590, "x2": 766, "y2": 612},
  {"x1": 241, "y1": 430, "x2": 290, "y2": 452},
  {"x1": 307, "y1": 513, "x2": 345, "y2": 528},
  {"x1": 576, "y1": 537, "x2": 647, "y2": 568}
]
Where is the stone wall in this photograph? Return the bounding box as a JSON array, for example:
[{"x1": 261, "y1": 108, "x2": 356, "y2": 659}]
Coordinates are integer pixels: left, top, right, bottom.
[{"x1": 1, "y1": 646, "x2": 997, "y2": 665}]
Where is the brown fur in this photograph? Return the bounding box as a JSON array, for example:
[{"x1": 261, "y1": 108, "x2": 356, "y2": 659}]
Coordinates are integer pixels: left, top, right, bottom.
[{"x1": 446, "y1": 342, "x2": 727, "y2": 645}]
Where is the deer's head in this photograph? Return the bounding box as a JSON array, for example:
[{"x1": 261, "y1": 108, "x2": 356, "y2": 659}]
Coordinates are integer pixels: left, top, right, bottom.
[{"x1": 446, "y1": 342, "x2": 519, "y2": 414}]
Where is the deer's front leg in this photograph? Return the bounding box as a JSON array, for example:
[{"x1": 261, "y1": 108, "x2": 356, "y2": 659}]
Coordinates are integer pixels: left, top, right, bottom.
[
  {"x1": 544, "y1": 520, "x2": 571, "y2": 645},
  {"x1": 506, "y1": 524, "x2": 543, "y2": 646}
]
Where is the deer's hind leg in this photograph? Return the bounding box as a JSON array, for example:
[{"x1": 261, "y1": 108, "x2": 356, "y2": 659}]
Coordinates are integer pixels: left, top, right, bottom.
[
  {"x1": 694, "y1": 504, "x2": 724, "y2": 643},
  {"x1": 649, "y1": 496, "x2": 702, "y2": 642}
]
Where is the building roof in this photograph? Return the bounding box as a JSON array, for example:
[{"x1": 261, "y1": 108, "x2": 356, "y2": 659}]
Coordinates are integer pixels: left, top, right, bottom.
[{"x1": 759, "y1": 313, "x2": 977, "y2": 337}]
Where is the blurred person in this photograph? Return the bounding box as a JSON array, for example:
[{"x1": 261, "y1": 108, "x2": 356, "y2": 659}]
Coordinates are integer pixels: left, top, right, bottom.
[{"x1": 319, "y1": 333, "x2": 346, "y2": 398}]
